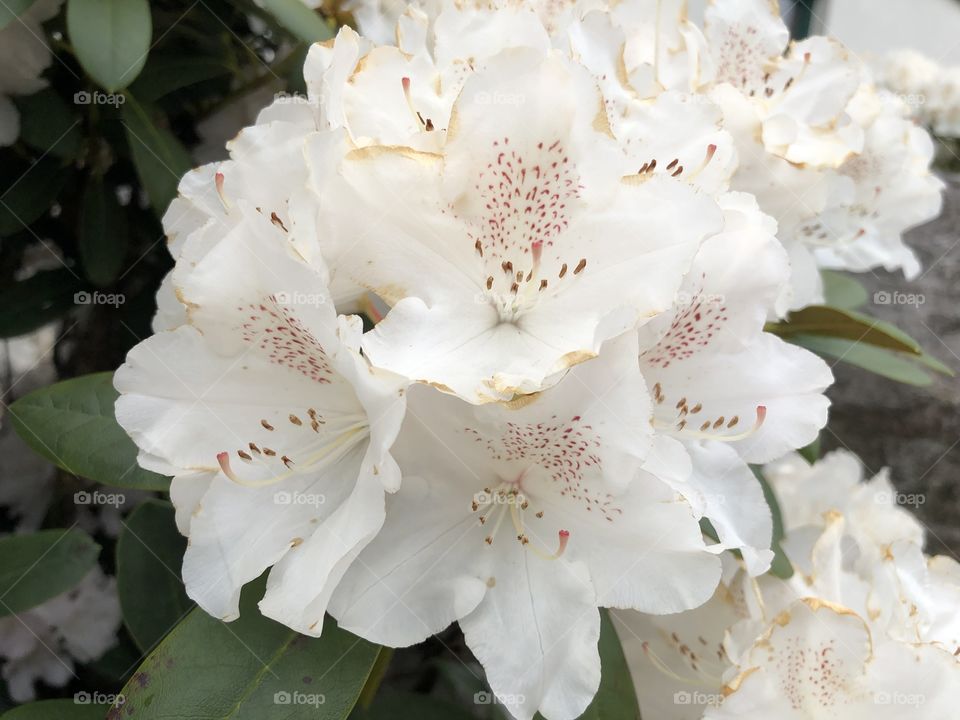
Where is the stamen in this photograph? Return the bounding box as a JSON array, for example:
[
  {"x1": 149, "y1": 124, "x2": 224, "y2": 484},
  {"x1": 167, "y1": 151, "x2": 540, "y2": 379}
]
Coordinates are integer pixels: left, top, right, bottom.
[
  {"x1": 401, "y1": 77, "x2": 427, "y2": 129},
  {"x1": 215, "y1": 172, "x2": 231, "y2": 210},
  {"x1": 658, "y1": 406, "x2": 766, "y2": 442}
]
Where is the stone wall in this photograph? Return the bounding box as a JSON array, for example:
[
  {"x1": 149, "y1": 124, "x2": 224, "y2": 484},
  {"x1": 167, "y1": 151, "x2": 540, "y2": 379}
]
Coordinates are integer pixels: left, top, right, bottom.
[{"x1": 825, "y1": 175, "x2": 960, "y2": 556}]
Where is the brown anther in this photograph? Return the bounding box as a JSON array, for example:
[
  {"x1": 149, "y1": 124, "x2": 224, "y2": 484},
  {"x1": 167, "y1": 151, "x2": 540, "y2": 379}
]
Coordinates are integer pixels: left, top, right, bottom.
[
  {"x1": 238, "y1": 450, "x2": 252, "y2": 461},
  {"x1": 282, "y1": 455, "x2": 294, "y2": 468},
  {"x1": 249, "y1": 443, "x2": 261, "y2": 455},
  {"x1": 264, "y1": 448, "x2": 277, "y2": 457},
  {"x1": 510, "y1": 282, "x2": 519, "y2": 294},
  {"x1": 486, "y1": 276, "x2": 494, "y2": 290},
  {"x1": 666, "y1": 158, "x2": 679, "y2": 171},
  {"x1": 671, "y1": 166, "x2": 684, "y2": 177},
  {"x1": 713, "y1": 417, "x2": 725, "y2": 429},
  {"x1": 289, "y1": 414, "x2": 302, "y2": 426},
  {"x1": 502, "y1": 260, "x2": 513, "y2": 274},
  {"x1": 270, "y1": 212, "x2": 288, "y2": 232},
  {"x1": 471, "y1": 500, "x2": 479, "y2": 511},
  {"x1": 728, "y1": 416, "x2": 740, "y2": 428},
  {"x1": 425, "y1": 118, "x2": 435, "y2": 131},
  {"x1": 475, "y1": 239, "x2": 483, "y2": 256},
  {"x1": 535, "y1": 511, "x2": 544, "y2": 518},
  {"x1": 261, "y1": 419, "x2": 275, "y2": 431},
  {"x1": 691, "y1": 403, "x2": 702, "y2": 414},
  {"x1": 485, "y1": 536, "x2": 493, "y2": 545},
  {"x1": 539, "y1": 279, "x2": 548, "y2": 291},
  {"x1": 311, "y1": 420, "x2": 320, "y2": 433},
  {"x1": 559, "y1": 263, "x2": 568, "y2": 278},
  {"x1": 479, "y1": 516, "x2": 487, "y2": 525},
  {"x1": 574, "y1": 258, "x2": 587, "y2": 274},
  {"x1": 700, "y1": 422, "x2": 711, "y2": 432}
]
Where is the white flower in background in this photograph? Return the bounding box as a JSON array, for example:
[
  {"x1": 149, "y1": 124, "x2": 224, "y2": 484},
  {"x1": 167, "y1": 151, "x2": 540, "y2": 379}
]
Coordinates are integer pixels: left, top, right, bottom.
[
  {"x1": 0, "y1": 0, "x2": 63, "y2": 146},
  {"x1": 878, "y1": 49, "x2": 960, "y2": 139},
  {"x1": 637, "y1": 192, "x2": 832, "y2": 573},
  {"x1": 330, "y1": 333, "x2": 722, "y2": 720},
  {"x1": 330, "y1": 49, "x2": 723, "y2": 404},
  {"x1": 0, "y1": 567, "x2": 120, "y2": 702},
  {"x1": 116, "y1": 210, "x2": 407, "y2": 634},
  {"x1": 615, "y1": 450, "x2": 960, "y2": 719}
]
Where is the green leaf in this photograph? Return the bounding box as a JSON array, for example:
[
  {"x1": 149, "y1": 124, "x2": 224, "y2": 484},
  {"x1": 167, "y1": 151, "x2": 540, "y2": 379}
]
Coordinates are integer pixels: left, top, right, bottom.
[
  {"x1": 820, "y1": 271, "x2": 868, "y2": 310},
  {"x1": 117, "y1": 500, "x2": 192, "y2": 653},
  {"x1": 108, "y1": 578, "x2": 381, "y2": 720},
  {"x1": 66, "y1": 0, "x2": 152, "y2": 91},
  {"x1": 798, "y1": 434, "x2": 822, "y2": 464},
  {"x1": 0, "y1": 529, "x2": 100, "y2": 617},
  {"x1": 0, "y1": 157, "x2": 68, "y2": 236},
  {"x1": 0, "y1": 0, "x2": 39, "y2": 32},
  {"x1": 0, "y1": 269, "x2": 83, "y2": 339},
  {"x1": 574, "y1": 610, "x2": 642, "y2": 720},
  {"x1": 768, "y1": 305, "x2": 922, "y2": 355},
  {"x1": 14, "y1": 90, "x2": 82, "y2": 159},
  {"x1": 8, "y1": 372, "x2": 171, "y2": 491},
  {"x1": 0, "y1": 699, "x2": 106, "y2": 719},
  {"x1": 130, "y1": 55, "x2": 232, "y2": 102},
  {"x1": 257, "y1": 0, "x2": 334, "y2": 43},
  {"x1": 752, "y1": 467, "x2": 793, "y2": 579},
  {"x1": 353, "y1": 691, "x2": 475, "y2": 720},
  {"x1": 121, "y1": 94, "x2": 192, "y2": 216},
  {"x1": 79, "y1": 177, "x2": 128, "y2": 286},
  {"x1": 791, "y1": 334, "x2": 935, "y2": 387}
]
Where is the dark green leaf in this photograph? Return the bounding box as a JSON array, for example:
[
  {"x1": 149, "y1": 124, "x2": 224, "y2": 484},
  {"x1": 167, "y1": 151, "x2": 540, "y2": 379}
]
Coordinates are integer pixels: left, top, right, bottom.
[
  {"x1": 768, "y1": 305, "x2": 922, "y2": 355},
  {"x1": 8, "y1": 372, "x2": 171, "y2": 491},
  {"x1": 79, "y1": 178, "x2": 128, "y2": 286},
  {"x1": 791, "y1": 334, "x2": 934, "y2": 387},
  {"x1": 752, "y1": 467, "x2": 794, "y2": 579},
  {"x1": 14, "y1": 90, "x2": 82, "y2": 159},
  {"x1": 130, "y1": 55, "x2": 233, "y2": 102},
  {"x1": 121, "y1": 94, "x2": 192, "y2": 216},
  {"x1": 353, "y1": 691, "x2": 475, "y2": 720},
  {"x1": 0, "y1": 269, "x2": 83, "y2": 339},
  {"x1": 117, "y1": 500, "x2": 191, "y2": 653},
  {"x1": 108, "y1": 578, "x2": 381, "y2": 719},
  {"x1": 798, "y1": 434, "x2": 821, "y2": 464},
  {"x1": 574, "y1": 610, "x2": 641, "y2": 720},
  {"x1": 0, "y1": 157, "x2": 68, "y2": 236},
  {"x1": 820, "y1": 271, "x2": 868, "y2": 310},
  {"x1": 0, "y1": 699, "x2": 106, "y2": 719},
  {"x1": 67, "y1": 0, "x2": 152, "y2": 91},
  {"x1": 0, "y1": 529, "x2": 100, "y2": 617},
  {"x1": 0, "y1": 0, "x2": 39, "y2": 32},
  {"x1": 257, "y1": 0, "x2": 334, "y2": 43}
]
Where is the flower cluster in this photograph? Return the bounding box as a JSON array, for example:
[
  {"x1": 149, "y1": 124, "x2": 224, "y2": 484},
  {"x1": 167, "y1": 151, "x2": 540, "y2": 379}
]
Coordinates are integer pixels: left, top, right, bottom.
[
  {"x1": 617, "y1": 450, "x2": 960, "y2": 719},
  {"x1": 114, "y1": 1, "x2": 947, "y2": 718},
  {"x1": 878, "y1": 48, "x2": 960, "y2": 139}
]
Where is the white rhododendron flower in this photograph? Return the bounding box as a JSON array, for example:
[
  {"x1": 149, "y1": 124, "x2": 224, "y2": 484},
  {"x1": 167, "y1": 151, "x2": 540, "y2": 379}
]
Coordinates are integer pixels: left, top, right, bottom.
[
  {"x1": 0, "y1": 568, "x2": 120, "y2": 702},
  {"x1": 331, "y1": 333, "x2": 722, "y2": 720},
  {"x1": 0, "y1": 0, "x2": 62, "y2": 146},
  {"x1": 615, "y1": 450, "x2": 960, "y2": 719},
  {"x1": 332, "y1": 50, "x2": 724, "y2": 404},
  {"x1": 878, "y1": 49, "x2": 960, "y2": 138},
  {"x1": 115, "y1": 211, "x2": 408, "y2": 633},
  {"x1": 638, "y1": 192, "x2": 832, "y2": 573}
]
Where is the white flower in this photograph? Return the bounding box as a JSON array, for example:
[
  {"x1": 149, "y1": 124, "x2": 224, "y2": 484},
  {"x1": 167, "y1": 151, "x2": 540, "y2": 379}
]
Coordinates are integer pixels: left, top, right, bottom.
[
  {"x1": 0, "y1": 567, "x2": 120, "y2": 702},
  {"x1": 115, "y1": 209, "x2": 407, "y2": 634},
  {"x1": 706, "y1": 598, "x2": 959, "y2": 720},
  {"x1": 329, "y1": 49, "x2": 723, "y2": 404},
  {"x1": 615, "y1": 450, "x2": 960, "y2": 719},
  {"x1": 810, "y1": 88, "x2": 945, "y2": 280},
  {"x1": 330, "y1": 333, "x2": 721, "y2": 720},
  {"x1": 637, "y1": 192, "x2": 832, "y2": 573},
  {"x1": 878, "y1": 49, "x2": 960, "y2": 138},
  {"x1": 0, "y1": 0, "x2": 63, "y2": 145}
]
